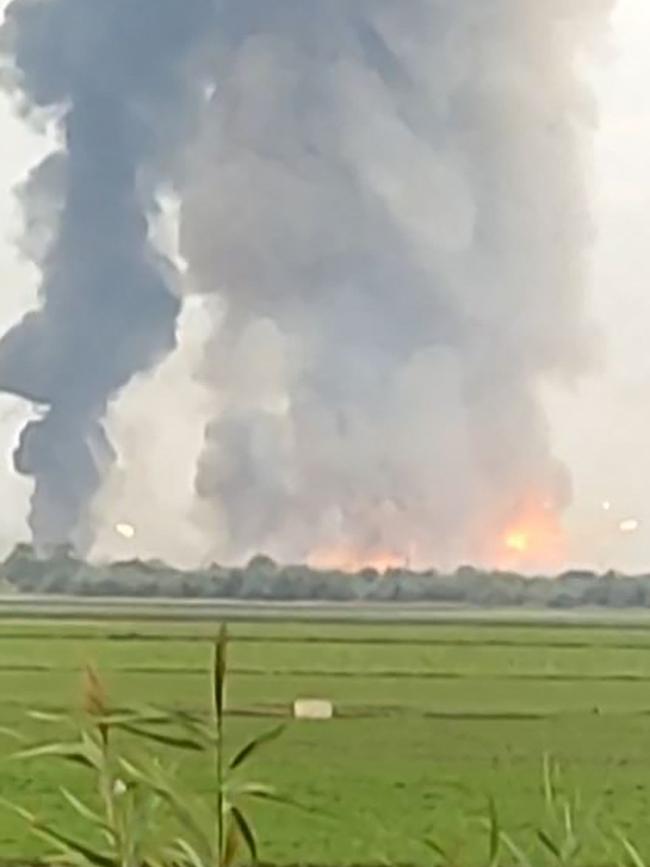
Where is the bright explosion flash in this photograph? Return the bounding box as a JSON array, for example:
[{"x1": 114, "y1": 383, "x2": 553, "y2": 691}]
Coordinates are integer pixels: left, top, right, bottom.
[
  {"x1": 496, "y1": 499, "x2": 566, "y2": 571},
  {"x1": 505, "y1": 531, "x2": 530, "y2": 554}
]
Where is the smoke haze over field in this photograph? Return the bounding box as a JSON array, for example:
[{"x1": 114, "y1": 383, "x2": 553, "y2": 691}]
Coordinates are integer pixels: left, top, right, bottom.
[{"x1": 0, "y1": 1, "x2": 621, "y2": 571}]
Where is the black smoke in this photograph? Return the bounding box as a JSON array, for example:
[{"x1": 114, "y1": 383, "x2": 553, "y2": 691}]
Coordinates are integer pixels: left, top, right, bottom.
[{"x1": 0, "y1": 0, "x2": 212, "y2": 550}]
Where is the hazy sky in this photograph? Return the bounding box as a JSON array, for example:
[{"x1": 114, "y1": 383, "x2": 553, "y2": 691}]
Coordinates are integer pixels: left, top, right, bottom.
[
  {"x1": 548, "y1": 0, "x2": 650, "y2": 571},
  {"x1": 0, "y1": 0, "x2": 648, "y2": 572},
  {"x1": 0, "y1": 0, "x2": 47, "y2": 557}
]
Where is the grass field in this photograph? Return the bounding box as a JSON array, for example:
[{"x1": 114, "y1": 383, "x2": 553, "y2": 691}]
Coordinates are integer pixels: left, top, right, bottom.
[{"x1": 2, "y1": 616, "x2": 650, "y2": 864}]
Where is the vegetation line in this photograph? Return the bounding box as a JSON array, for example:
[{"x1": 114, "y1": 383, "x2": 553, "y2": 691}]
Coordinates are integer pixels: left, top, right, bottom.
[
  {"x1": 5, "y1": 630, "x2": 650, "y2": 653},
  {"x1": 4, "y1": 663, "x2": 650, "y2": 685}
]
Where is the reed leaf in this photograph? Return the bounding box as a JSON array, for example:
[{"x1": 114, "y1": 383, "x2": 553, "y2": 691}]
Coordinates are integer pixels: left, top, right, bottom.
[
  {"x1": 0, "y1": 726, "x2": 26, "y2": 742},
  {"x1": 233, "y1": 783, "x2": 313, "y2": 816},
  {"x1": 0, "y1": 796, "x2": 37, "y2": 823},
  {"x1": 28, "y1": 709, "x2": 66, "y2": 723},
  {"x1": 619, "y1": 834, "x2": 648, "y2": 867},
  {"x1": 60, "y1": 787, "x2": 113, "y2": 835},
  {"x1": 229, "y1": 725, "x2": 284, "y2": 771},
  {"x1": 230, "y1": 806, "x2": 257, "y2": 864},
  {"x1": 543, "y1": 753, "x2": 556, "y2": 813},
  {"x1": 32, "y1": 823, "x2": 116, "y2": 867},
  {"x1": 174, "y1": 837, "x2": 206, "y2": 867},
  {"x1": 563, "y1": 802, "x2": 574, "y2": 839},
  {"x1": 222, "y1": 818, "x2": 240, "y2": 867},
  {"x1": 423, "y1": 836, "x2": 450, "y2": 865},
  {"x1": 538, "y1": 829, "x2": 562, "y2": 861},
  {"x1": 487, "y1": 797, "x2": 500, "y2": 867},
  {"x1": 562, "y1": 835, "x2": 580, "y2": 864},
  {"x1": 500, "y1": 832, "x2": 534, "y2": 867},
  {"x1": 127, "y1": 773, "x2": 212, "y2": 861},
  {"x1": 118, "y1": 724, "x2": 204, "y2": 752},
  {"x1": 14, "y1": 741, "x2": 97, "y2": 769},
  {"x1": 214, "y1": 625, "x2": 228, "y2": 724}
]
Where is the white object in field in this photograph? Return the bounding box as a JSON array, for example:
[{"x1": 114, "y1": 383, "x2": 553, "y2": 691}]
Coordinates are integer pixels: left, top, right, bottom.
[{"x1": 293, "y1": 699, "x2": 334, "y2": 720}]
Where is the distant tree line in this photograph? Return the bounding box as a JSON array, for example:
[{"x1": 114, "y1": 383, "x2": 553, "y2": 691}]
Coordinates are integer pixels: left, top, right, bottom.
[{"x1": 2, "y1": 543, "x2": 650, "y2": 608}]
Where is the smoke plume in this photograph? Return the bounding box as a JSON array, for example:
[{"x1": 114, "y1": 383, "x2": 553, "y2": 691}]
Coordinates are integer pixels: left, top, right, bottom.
[
  {"x1": 0, "y1": 1, "x2": 612, "y2": 569},
  {"x1": 0, "y1": 0, "x2": 211, "y2": 550},
  {"x1": 179, "y1": 1, "x2": 611, "y2": 568}
]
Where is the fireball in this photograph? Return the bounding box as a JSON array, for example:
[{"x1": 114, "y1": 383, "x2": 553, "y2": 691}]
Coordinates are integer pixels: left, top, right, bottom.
[
  {"x1": 504, "y1": 531, "x2": 530, "y2": 554},
  {"x1": 496, "y1": 500, "x2": 565, "y2": 570}
]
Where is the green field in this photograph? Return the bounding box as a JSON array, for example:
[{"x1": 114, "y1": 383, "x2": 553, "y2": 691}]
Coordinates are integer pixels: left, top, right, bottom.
[{"x1": 2, "y1": 616, "x2": 650, "y2": 864}]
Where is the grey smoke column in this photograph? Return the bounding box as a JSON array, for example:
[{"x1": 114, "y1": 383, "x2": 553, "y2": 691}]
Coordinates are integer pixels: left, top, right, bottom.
[
  {"x1": 0, "y1": 0, "x2": 211, "y2": 549},
  {"x1": 182, "y1": 1, "x2": 610, "y2": 567}
]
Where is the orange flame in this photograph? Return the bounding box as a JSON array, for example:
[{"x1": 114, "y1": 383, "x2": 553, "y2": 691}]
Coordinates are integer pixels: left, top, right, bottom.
[
  {"x1": 496, "y1": 500, "x2": 566, "y2": 570},
  {"x1": 504, "y1": 530, "x2": 530, "y2": 554}
]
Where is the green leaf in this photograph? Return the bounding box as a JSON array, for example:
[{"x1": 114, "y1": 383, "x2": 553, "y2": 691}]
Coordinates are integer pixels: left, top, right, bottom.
[
  {"x1": 561, "y1": 834, "x2": 580, "y2": 864},
  {"x1": 128, "y1": 774, "x2": 212, "y2": 860},
  {"x1": 543, "y1": 753, "x2": 555, "y2": 812},
  {"x1": 234, "y1": 783, "x2": 311, "y2": 815},
  {"x1": 563, "y1": 802, "x2": 574, "y2": 839},
  {"x1": 487, "y1": 797, "x2": 500, "y2": 867},
  {"x1": 173, "y1": 837, "x2": 206, "y2": 867},
  {"x1": 229, "y1": 725, "x2": 284, "y2": 771},
  {"x1": 32, "y1": 823, "x2": 116, "y2": 867},
  {"x1": 101, "y1": 706, "x2": 204, "y2": 730},
  {"x1": 537, "y1": 830, "x2": 562, "y2": 862},
  {"x1": 60, "y1": 788, "x2": 112, "y2": 836},
  {"x1": 231, "y1": 806, "x2": 257, "y2": 864},
  {"x1": 423, "y1": 837, "x2": 449, "y2": 864},
  {"x1": 619, "y1": 834, "x2": 648, "y2": 867},
  {"x1": 233, "y1": 783, "x2": 277, "y2": 799},
  {"x1": 223, "y1": 817, "x2": 240, "y2": 867},
  {"x1": 124, "y1": 704, "x2": 214, "y2": 747},
  {"x1": 14, "y1": 741, "x2": 96, "y2": 769},
  {"x1": 118, "y1": 756, "x2": 148, "y2": 782},
  {"x1": 28, "y1": 710, "x2": 66, "y2": 723},
  {"x1": 0, "y1": 726, "x2": 26, "y2": 742},
  {"x1": 501, "y1": 832, "x2": 534, "y2": 867},
  {"x1": 136, "y1": 705, "x2": 205, "y2": 728},
  {"x1": 0, "y1": 796, "x2": 37, "y2": 823},
  {"x1": 214, "y1": 625, "x2": 228, "y2": 723},
  {"x1": 118, "y1": 724, "x2": 204, "y2": 752}
]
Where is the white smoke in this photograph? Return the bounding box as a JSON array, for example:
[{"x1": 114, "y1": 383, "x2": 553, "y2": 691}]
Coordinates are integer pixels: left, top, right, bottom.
[
  {"x1": 89, "y1": 293, "x2": 218, "y2": 568},
  {"x1": 89, "y1": 193, "x2": 220, "y2": 568},
  {"x1": 176, "y1": 1, "x2": 612, "y2": 569}
]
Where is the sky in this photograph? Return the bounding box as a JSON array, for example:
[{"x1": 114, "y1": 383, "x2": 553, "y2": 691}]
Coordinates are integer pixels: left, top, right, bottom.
[
  {"x1": 0, "y1": 0, "x2": 648, "y2": 572},
  {"x1": 546, "y1": 0, "x2": 650, "y2": 572},
  {"x1": 0, "y1": 1, "x2": 46, "y2": 557}
]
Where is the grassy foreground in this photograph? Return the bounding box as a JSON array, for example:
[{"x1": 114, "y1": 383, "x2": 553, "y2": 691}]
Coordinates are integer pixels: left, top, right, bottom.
[{"x1": 2, "y1": 618, "x2": 650, "y2": 864}]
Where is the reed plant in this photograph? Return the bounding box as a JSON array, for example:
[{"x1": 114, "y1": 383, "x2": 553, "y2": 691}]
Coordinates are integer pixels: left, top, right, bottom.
[{"x1": 3, "y1": 624, "x2": 288, "y2": 867}]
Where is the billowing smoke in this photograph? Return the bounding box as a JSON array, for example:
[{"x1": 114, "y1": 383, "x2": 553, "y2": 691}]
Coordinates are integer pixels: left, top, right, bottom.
[
  {"x1": 0, "y1": 0, "x2": 211, "y2": 550},
  {"x1": 0, "y1": 1, "x2": 612, "y2": 569},
  {"x1": 179, "y1": 2, "x2": 611, "y2": 568}
]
